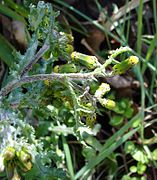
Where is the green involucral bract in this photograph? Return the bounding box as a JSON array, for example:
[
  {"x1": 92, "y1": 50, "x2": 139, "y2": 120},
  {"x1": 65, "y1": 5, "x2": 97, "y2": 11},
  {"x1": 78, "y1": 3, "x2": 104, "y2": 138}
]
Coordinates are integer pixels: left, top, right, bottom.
[
  {"x1": 98, "y1": 98, "x2": 116, "y2": 110},
  {"x1": 65, "y1": 44, "x2": 74, "y2": 54},
  {"x1": 3, "y1": 147, "x2": 16, "y2": 161},
  {"x1": 112, "y1": 55, "x2": 139, "y2": 75},
  {"x1": 94, "y1": 83, "x2": 116, "y2": 110},
  {"x1": 71, "y1": 51, "x2": 100, "y2": 69},
  {"x1": 95, "y1": 83, "x2": 111, "y2": 99},
  {"x1": 53, "y1": 63, "x2": 79, "y2": 73}
]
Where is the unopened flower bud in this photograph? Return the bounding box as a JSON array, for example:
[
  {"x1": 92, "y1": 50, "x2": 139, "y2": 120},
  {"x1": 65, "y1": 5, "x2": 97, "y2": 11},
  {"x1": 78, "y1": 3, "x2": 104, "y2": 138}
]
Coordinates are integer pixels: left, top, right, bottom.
[
  {"x1": 113, "y1": 56, "x2": 139, "y2": 75},
  {"x1": 3, "y1": 147, "x2": 15, "y2": 161},
  {"x1": 54, "y1": 63, "x2": 78, "y2": 73},
  {"x1": 71, "y1": 52, "x2": 99, "y2": 69},
  {"x1": 95, "y1": 83, "x2": 110, "y2": 99},
  {"x1": 99, "y1": 98, "x2": 116, "y2": 110}
]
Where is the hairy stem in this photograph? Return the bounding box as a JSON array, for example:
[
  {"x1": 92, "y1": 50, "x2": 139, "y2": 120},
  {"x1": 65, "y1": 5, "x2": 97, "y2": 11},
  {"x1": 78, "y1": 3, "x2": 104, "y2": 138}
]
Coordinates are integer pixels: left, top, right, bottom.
[
  {"x1": 0, "y1": 46, "x2": 134, "y2": 98},
  {"x1": 20, "y1": 43, "x2": 50, "y2": 77},
  {"x1": 0, "y1": 72, "x2": 96, "y2": 97}
]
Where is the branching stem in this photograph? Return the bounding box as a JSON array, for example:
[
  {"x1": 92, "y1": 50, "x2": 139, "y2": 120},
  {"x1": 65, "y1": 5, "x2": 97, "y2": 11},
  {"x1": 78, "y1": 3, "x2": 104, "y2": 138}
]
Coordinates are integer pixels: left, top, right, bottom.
[
  {"x1": 0, "y1": 72, "x2": 96, "y2": 97},
  {"x1": 20, "y1": 43, "x2": 50, "y2": 77},
  {"x1": 0, "y1": 46, "x2": 131, "y2": 98}
]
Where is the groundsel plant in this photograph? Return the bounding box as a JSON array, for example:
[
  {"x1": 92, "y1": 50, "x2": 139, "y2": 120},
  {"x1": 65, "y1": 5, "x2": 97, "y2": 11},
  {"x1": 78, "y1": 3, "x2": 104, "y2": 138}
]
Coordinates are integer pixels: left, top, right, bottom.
[{"x1": 0, "y1": 1, "x2": 139, "y2": 179}]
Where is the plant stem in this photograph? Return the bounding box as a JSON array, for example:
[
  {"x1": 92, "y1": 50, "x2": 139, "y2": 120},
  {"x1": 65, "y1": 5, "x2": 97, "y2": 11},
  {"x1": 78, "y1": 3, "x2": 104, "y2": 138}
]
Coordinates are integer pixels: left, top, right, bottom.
[
  {"x1": 0, "y1": 46, "x2": 137, "y2": 97},
  {"x1": 0, "y1": 72, "x2": 96, "y2": 97},
  {"x1": 20, "y1": 42, "x2": 50, "y2": 77},
  {"x1": 62, "y1": 135, "x2": 75, "y2": 179}
]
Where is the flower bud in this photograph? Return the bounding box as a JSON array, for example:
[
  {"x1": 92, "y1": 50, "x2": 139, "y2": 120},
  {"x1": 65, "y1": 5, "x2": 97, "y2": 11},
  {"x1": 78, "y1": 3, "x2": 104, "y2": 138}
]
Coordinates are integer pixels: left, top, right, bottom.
[
  {"x1": 65, "y1": 44, "x2": 74, "y2": 54},
  {"x1": 95, "y1": 83, "x2": 110, "y2": 99},
  {"x1": 54, "y1": 63, "x2": 78, "y2": 73},
  {"x1": 20, "y1": 151, "x2": 31, "y2": 163},
  {"x1": 16, "y1": 150, "x2": 32, "y2": 163},
  {"x1": 113, "y1": 56, "x2": 139, "y2": 75},
  {"x1": 64, "y1": 33, "x2": 74, "y2": 44},
  {"x1": 24, "y1": 161, "x2": 32, "y2": 171},
  {"x1": 99, "y1": 98, "x2": 116, "y2": 110},
  {"x1": 44, "y1": 80, "x2": 50, "y2": 86},
  {"x1": 71, "y1": 52, "x2": 99, "y2": 69},
  {"x1": 53, "y1": 65, "x2": 60, "y2": 73},
  {"x1": 16, "y1": 150, "x2": 32, "y2": 172},
  {"x1": 3, "y1": 147, "x2": 15, "y2": 161}
]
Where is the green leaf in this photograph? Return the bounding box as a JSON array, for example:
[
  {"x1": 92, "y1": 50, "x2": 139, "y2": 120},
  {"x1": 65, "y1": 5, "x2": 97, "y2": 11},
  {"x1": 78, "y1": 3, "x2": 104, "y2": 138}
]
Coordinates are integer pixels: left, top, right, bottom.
[
  {"x1": 121, "y1": 175, "x2": 132, "y2": 180},
  {"x1": 17, "y1": 34, "x2": 38, "y2": 72},
  {"x1": 25, "y1": 155, "x2": 66, "y2": 179},
  {"x1": 28, "y1": 1, "x2": 59, "y2": 40},
  {"x1": 124, "y1": 141, "x2": 135, "y2": 154},
  {"x1": 130, "y1": 166, "x2": 137, "y2": 173},
  {"x1": 113, "y1": 104, "x2": 125, "y2": 114},
  {"x1": 142, "y1": 32, "x2": 157, "y2": 74},
  {"x1": 124, "y1": 107, "x2": 134, "y2": 119},
  {"x1": 152, "y1": 149, "x2": 157, "y2": 160},
  {"x1": 132, "y1": 149, "x2": 148, "y2": 164},
  {"x1": 109, "y1": 115, "x2": 124, "y2": 126},
  {"x1": 89, "y1": 81, "x2": 99, "y2": 94},
  {"x1": 36, "y1": 121, "x2": 51, "y2": 137},
  {"x1": 81, "y1": 132, "x2": 103, "y2": 151},
  {"x1": 82, "y1": 146, "x2": 96, "y2": 160},
  {"x1": 0, "y1": 34, "x2": 16, "y2": 67},
  {"x1": 100, "y1": 112, "x2": 141, "y2": 152},
  {"x1": 132, "y1": 118, "x2": 141, "y2": 128},
  {"x1": 137, "y1": 162, "x2": 147, "y2": 175}
]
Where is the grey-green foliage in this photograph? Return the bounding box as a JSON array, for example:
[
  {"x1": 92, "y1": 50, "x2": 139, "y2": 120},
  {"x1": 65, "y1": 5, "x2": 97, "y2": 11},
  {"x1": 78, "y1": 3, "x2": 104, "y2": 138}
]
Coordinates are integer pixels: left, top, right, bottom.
[
  {"x1": 28, "y1": 1, "x2": 58, "y2": 40},
  {"x1": 0, "y1": 2, "x2": 67, "y2": 179},
  {"x1": 0, "y1": 1, "x2": 139, "y2": 179}
]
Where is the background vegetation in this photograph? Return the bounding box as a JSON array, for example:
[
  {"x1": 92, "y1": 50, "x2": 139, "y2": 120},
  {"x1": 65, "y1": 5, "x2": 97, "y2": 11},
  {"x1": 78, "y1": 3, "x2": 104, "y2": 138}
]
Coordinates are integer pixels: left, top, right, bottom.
[{"x1": 0, "y1": 0, "x2": 157, "y2": 179}]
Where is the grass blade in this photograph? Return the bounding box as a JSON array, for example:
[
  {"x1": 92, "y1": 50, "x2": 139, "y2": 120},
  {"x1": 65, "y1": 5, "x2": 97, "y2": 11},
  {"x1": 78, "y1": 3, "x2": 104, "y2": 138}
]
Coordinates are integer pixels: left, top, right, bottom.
[
  {"x1": 62, "y1": 135, "x2": 75, "y2": 179},
  {"x1": 75, "y1": 128, "x2": 139, "y2": 179},
  {"x1": 53, "y1": 0, "x2": 156, "y2": 74},
  {"x1": 142, "y1": 32, "x2": 157, "y2": 74},
  {"x1": 0, "y1": 34, "x2": 16, "y2": 68},
  {"x1": 0, "y1": 4, "x2": 26, "y2": 23},
  {"x1": 4, "y1": 0, "x2": 29, "y2": 18},
  {"x1": 52, "y1": 0, "x2": 125, "y2": 45},
  {"x1": 75, "y1": 113, "x2": 141, "y2": 179},
  {"x1": 136, "y1": 0, "x2": 144, "y2": 55}
]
